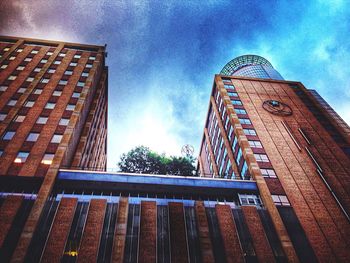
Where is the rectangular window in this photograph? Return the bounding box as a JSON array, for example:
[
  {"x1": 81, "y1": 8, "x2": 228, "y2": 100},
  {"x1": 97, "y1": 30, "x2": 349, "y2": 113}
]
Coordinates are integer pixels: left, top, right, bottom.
[
  {"x1": 72, "y1": 92, "x2": 80, "y2": 98},
  {"x1": 16, "y1": 48, "x2": 23, "y2": 52},
  {"x1": 254, "y1": 154, "x2": 269, "y2": 162},
  {"x1": 74, "y1": 54, "x2": 81, "y2": 59},
  {"x1": 41, "y1": 153, "x2": 55, "y2": 165},
  {"x1": 66, "y1": 104, "x2": 75, "y2": 111},
  {"x1": 8, "y1": 75, "x2": 17, "y2": 81},
  {"x1": 227, "y1": 92, "x2": 238, "y2": 97},
  {"x1": 3, "y1": 131, "x2": 15, "y2": 140},
  {"x1": 17, "y1": 88, "x2": 27, "y2": 93},
  {"x1": 271, "y1": 195, "x2": 291, "y2": 206},
  {"x1": 89, "y1": 56, "x2": 96, "y2": 60},
  {"x1": 9, "y1": 56, "x2": 16, "y2": 60},
  {"x1": 34, "y1": 67, "x2": 42, "y2": 72},
  {"x1": 26, "y1": 77, "x2": 34, "y2": 82},
  {"x1": 1, "y1": 64, "x2": 8, "y2": 69},
  {"x1": 40, "y1": 59, "x2": 48, "y2": 63},
  {"x1": 53, "y1": 61, "x2": 61, "y2": 65},
  {"x1": 26, "y1": 132, "x2": 40, "y2": 142},
  {"x1": 239, "y1": 118, "x2": 251, "y2": 125},
  {"x1": 59, "y1": 80, "x2": 68, "y2": 85},
  {"x1": 24, "y1": 58, "x2": 32, "y2": 62},
  {"x1": 4, "y1": 47, "x2": 10, "y2": 51},
  {"x1": 14, "y1": 152, "x2": 29, "y2": 163},
  {"x1": 31, "y1": 50, "x2": 39, "y2": 54},
  {"x1": 36, "y1": 117, "x2": 48, "y2": 124},
  {"x1": 7, "y1": 99, "x2": 17, "y2": 106},
  {"x1": 47, "y1": 69, "x2": 55, "y2": 74},
  {"x1": 0, "y1": 85, "x2": 8, "y2": 92},
  {"x1": 249, "y1": 140, "x2": 263, "y2": 148},
  {"x1": 232, "y1": 100, "x2": 242, "y2": 105},
  {"x1": 33, "y1": 89, "x2": 43, "y2": 95},
  {"x1": 59, "y1": 118, "x2": 69, "y2": 126},
  {"x1": 24, "y1": 100, "x2": 35, "y2": 107},
  {"x1": 238, "y1": 194, "x2": 262, "y2": 206},
  {"x1": 64, "y1": 70, "x2": 73, "y2": 75},
  {"x1": 70, "y1": 62, "x2": 77, "y2": 66},
  {"x1": 77, "y1": 81, "x2": 85, "y2": 87},
  {"x1": 222, "y1": 78, "x2": 232, "y2": 83},
  {"x1": 260, "y1": 168, "x2": 277, "y2": 178},
  {"x1": 243, "y1": 129, "x2": 256, "y2": 136},
  {"x1": 236, "y1": 148, "x2": 243, "y2": 166},
  {"x1": 41, "y1": 78, "x2": 49, "y2": 83},
  {"x1": 47, "y1": 51, "x2": 53, "y2": 56},
  {"x1": 0, "y1": 114, "x2": 7, "y2": 121},
  {"x1": 16, "y1": 66, "x2": 25, "y2": 71},
  {"x1": 59, "y1": 53, "x2": 66, "y2": 57},
  {"x1": 14, "y1": 115, "x2": 25, "y2": 122},
  {"x1": 85, "y1": 64, "x2": 92, "y2": 68},
  {"x1": 45, "y1": 103, "x2": 55, "y2": 109},
  {"x1": 81, "y1": 72, "x2": 89, "y2": 77},
  {"x1": 235, "y1": 109, "x2": 247, "y2": 114},
  {"x1": 52, "y1": 90, "x2": 62, "y2": 96},
  {"x1": 51, "y1": 134, "x2": 63, "y2": 143}
]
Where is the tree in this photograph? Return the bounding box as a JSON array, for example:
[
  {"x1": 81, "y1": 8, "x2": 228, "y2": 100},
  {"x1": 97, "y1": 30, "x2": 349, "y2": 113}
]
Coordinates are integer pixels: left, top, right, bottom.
[{"x1": 118, "y1": 146, "x2": 197, "y2": 176}]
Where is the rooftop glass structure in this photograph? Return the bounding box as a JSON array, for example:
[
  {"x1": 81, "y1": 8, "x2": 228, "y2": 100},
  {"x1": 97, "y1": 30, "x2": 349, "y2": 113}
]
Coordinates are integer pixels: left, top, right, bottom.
[{"x1": 221, "y1": 54, "x2": 284, "y2": 80}]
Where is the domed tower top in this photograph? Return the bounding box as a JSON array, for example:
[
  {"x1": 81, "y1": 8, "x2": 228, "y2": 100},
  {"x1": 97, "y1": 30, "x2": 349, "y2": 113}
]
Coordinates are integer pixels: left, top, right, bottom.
[{"x1": 220, "y1": 54, "x2": 284, "y2": 80}]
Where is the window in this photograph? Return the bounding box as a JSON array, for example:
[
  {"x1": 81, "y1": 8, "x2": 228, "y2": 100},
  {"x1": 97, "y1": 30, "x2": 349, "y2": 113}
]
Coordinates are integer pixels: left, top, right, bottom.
[
  {"x1": 45, "y1": 103, "x2": 55, "y2": 109},
  {"x1": 26, "y1": 77, "x2": 34, "y2": 82},
  {"x1": 70, "y1": 62, "x2": 77, "y2": 66},
  {"x1": 59, "y1": 53, "x2": 66, "y2": 57},
  {"x1": 66, "y1": 104, "x2": 75, "y2": 111},
  {"x1": 81, "y1": 72, "x2": 89, "y2": 77},
  {"x1": 14, "y1": 152, "x2": 29, "y2": 163},
  {"x1": 59, "y1": 80, "x2": 68, "y2": 85},
  {"x1": 0, "y1": 85, "x2": 8, "y2": 92},
  {"x1": 8, "y1": 75, "x2": 17, "y2": 81},
  {"x1": 51, "y1": 134, "x2": 63, "y2": 143},
  {"x1": 0, "y1": 150, "x2": 3, "y2": 156},
  {"x1": 235, "y1": 109, "x2": 246, "y2": 114},
  {"x1": 47, "y1": 69, "x2": 55, "y2": 74},
  {"x1": 26, "y1": 132, "x2": 39, "y2": 142},
  {"x1": 7, "y1": 99, "x2": 17, "y2": 106},
  {"x1": 232, "y1": 100, "x2": 242, "y2": 105},
  {"x1": 236, "y1": 148, "x2": 243, "y2": 166},
  {"x1": 64, "y1": 70, "x2": 73, "y2": 75},
  {"x1": 17, "y1": 87, "x2": 26, "y2": 93},
  {"x1": 3, "y1": 131, "x2": 15, "y2": 140},
  {"x1": 31, "y1": 50, "x2": 39, "y2": 54},
  {"x1": 14, "y1": 115, "x2": 25, "y2": 122},
  {"x1": 33, "y1": 89, "x2": 43, "y2": 95},
  {"x1": 243, "y1": 129, "x2": 256, "y2": 136},
  {"x1": 0, "y1": 114, "x2": 7, "y2": 121},
  {"x1": 24, "y1": 58, "x2": 32, "y2": 62},
  {"x1": 53, "y1": 60, "x2": 61, "y2": 65},
  {"x1": 254, "y1": 154, "x2": 269, "y2": 162},
  {"x1": 1, "y1": 64, "x2": 8, "y2": 69},
  {"x1": 47, "y1": 51, "x2": 53, "y2": 56},
  {"x1": 227, "y1": 92, "x2": 238, "y2": 97},
  {"x1": 85, "y1": 64, "x2": 92, "y2": 68},
  {"x1": 239, "y1": 118, "x2": 251, "y2": 125},
  {"x1": 24, "y1": 100, "x2": 35, "y2": 107},
  {"x1": 36, "y1": 117, "x2": 48, "y2": 124},
  {"x1": 72, "y1": 92, "x2": 80, "y2": 98},
  {"x1": 59, "y1": 118, "x2": 69, "y2": 125},
  {"x1": 16, "y1": 48, "x2": 23, "y2": 52},
  {"x1": 34, "y1": 67, "x2": 42, "y2": 72},
  {"x1": 9, "y1": 56, "x2": 16, "y2": 60},
  {"x1": 74, "y1": 54, "x2": 81, "y2": 59},
  {"x1": 77, "y1": 81, "x2": 85, "y2": 87},
  {"x1": 41, "y1": 78, "x2": 50, "y2": 83},
  {"x1": 89, "y1": 56, "x2": 96, "y2": 60},
  {"x1": 41, "y1": 153, "x2": 55, "y2": 165},
  {"x1": 16, "y1": 66, "x2": 25, "y2": 71},
  {"x1": 238, "y1": 194, "x2": 262, "y2": 206},
  {"x1": 271, "y1": 195, "x2": 291, "y2": 206},
  {"x1": 260, "y1": 169, "x2": 277, "y2": 178},
  {"x1": 4, "y1": 47, "x2": 10, "y2": 51},
  {"x1": 222, "y1": 78, "x2": 232, "y2": 83},
  {"x1": 249, "y1": 140, "x2": 263, "y2": 148},
  {"x1": 52, "y1": 90, "x2": 62, "y2": 96},
  {"x1": 40, "y1": 59, "x2": 48, "y2": 63}
]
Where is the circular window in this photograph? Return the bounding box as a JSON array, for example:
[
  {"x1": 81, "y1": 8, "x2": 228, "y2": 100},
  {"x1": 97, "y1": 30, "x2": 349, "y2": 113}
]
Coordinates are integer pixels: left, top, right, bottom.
[{"x1": 262, "y1": 100, "x2": 292, "y2": 116}]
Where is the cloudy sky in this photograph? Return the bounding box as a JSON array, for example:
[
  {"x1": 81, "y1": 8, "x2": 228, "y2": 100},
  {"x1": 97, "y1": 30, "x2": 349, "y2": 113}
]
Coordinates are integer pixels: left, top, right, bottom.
[{"x1": 1, "y1": 0, "x2": 349, "y2": 168}]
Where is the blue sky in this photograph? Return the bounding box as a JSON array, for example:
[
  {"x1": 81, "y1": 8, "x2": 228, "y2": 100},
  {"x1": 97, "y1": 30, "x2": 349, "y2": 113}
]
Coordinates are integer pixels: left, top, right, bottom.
[{"x1": 1, "y1": 0, "x2": 349, "y2": 168}]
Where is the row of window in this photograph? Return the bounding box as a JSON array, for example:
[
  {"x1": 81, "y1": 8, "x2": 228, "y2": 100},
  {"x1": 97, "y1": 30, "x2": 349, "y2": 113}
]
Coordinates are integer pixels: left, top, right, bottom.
[
  {"x1": 4, "y1": 98, "x2": 78, "y2": 110},
  {"x1": 14, "y1": 152, "x2": 54, "y2": 165},
  {"x1": 2, "y1": 130, "x2": 63, "y2": 143}
]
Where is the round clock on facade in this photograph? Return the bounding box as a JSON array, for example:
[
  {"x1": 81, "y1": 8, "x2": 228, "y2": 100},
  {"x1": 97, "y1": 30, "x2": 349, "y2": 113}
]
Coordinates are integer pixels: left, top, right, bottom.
[{"x1": 262, "y1": 100, "x2": 293, "y2": 116}]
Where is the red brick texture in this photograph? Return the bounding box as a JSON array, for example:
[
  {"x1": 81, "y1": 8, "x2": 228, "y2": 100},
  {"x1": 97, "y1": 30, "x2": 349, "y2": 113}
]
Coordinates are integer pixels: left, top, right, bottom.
[
  {"x1": 41, "y1": 197, "x2": 78, "y2": 263},
  {"x1": 168, "y1": 202, "x2": 189, "y2": 263},
  {"x1": 215, "y1": 204, "x2": 244, "y2": 263},
  {"x1": 0, "y1": 195, "x2": 23, "y2": 247},
  {"x1": 138, "y1": 201, "x2": 157, "y2": 263},
  {"x1": 77, "y1": 199, "x2": 106, "y2": 263},
  {"x1": 111, "y1": 197, "x2": 129, "y2": 263},
  {"x1": 241, "y1": 206, "x2": 276, "y2": 263},
  {"x1": 195, "y1": 201, "x2": 215, "y2": 263}
]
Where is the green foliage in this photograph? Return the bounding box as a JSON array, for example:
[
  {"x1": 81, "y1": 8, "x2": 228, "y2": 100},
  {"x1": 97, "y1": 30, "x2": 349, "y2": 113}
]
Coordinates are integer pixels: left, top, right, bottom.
[{"x1": 118, "y1": 146, "x2": 196, "y2": 176}]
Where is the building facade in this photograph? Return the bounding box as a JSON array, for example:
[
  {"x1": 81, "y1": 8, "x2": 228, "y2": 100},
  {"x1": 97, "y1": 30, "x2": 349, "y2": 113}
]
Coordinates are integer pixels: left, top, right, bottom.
[
  {"x1": 198, "y1": 55, "x2": 350, "y2": 262},
  {"x1": 0, "y1": 36, "x2": 108, "y2": 262}
]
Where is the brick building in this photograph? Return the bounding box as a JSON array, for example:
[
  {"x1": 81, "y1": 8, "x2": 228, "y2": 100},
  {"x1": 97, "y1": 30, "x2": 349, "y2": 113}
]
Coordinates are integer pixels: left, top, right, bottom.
[{"x1": 1, "y1": 39, "x2": 349, "y2": 262}]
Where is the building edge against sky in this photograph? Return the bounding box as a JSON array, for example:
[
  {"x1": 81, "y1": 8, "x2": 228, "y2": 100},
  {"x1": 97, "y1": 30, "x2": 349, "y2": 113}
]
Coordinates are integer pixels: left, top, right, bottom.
[{"x1": 0, "y1": 37, "x2": 350, "y2": 262}]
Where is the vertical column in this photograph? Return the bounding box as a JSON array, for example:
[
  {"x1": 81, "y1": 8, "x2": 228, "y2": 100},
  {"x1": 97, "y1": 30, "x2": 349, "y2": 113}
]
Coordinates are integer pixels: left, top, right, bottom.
[
  {"x1": 242, "y1": 206, "x2": 276, "y2": 263},
  {"x1": 215, "y1": 204, "x2": 244, "y2": 263},
  {"x1": 195, "y1": 201, "x2": 214, "y2": 263},
  {"x1": 139, "y1": 201, "x2": 157, "y2": 263},
  {"x1": 41, "y1": 198, "x2": 77, "y2": 263},
  {"x1": 168, "y1": 202, "x2": 189, "y2": 263},
  {"x1": 0, "y1": 195, "x2": 23, "y2": 247},
  {"x1": 77, "y1": 199, "x2": 107, "y2": 263},
  {"x1": 111, "y1": 197, "x2": 129, "y2": 263}
]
